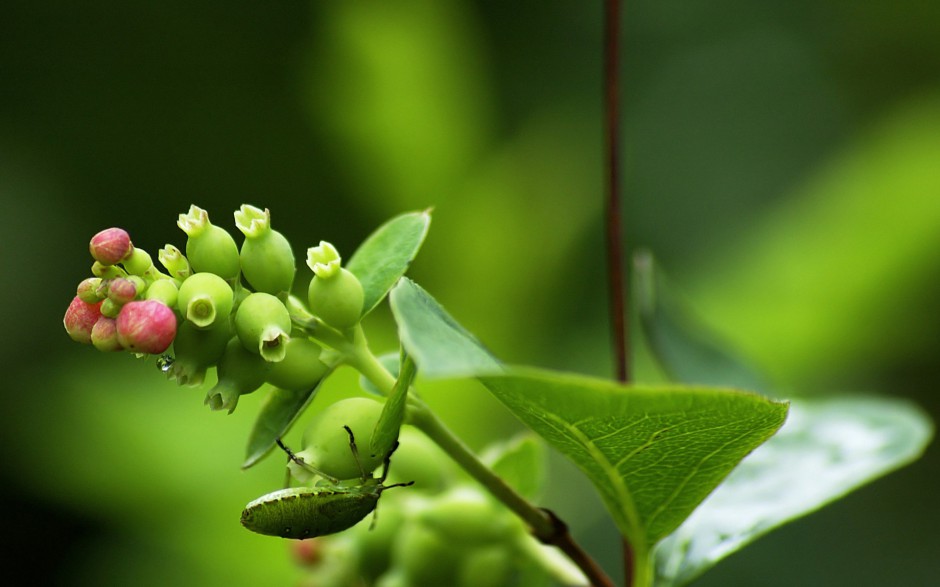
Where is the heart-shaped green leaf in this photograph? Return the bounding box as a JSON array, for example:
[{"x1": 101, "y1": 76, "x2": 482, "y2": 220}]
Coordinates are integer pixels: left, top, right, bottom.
[
  {"x1": 347, "y1": 210, "x2": 431, "y2": 317},
  {"x1": 654, "y1": 394, "x2": 933, "y2": 586},
  {"x1": 389, "y1": 277, "x2": 502, "y2": 378},
  {"x1": 635, "y1": 251, "x2": 934, "y2": 585},
  {"x1": 479, "y1": 370, "x2": 788, "y2": 551}
]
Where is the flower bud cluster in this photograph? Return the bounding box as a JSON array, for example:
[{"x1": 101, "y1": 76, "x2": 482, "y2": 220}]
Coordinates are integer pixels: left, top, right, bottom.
[
  {"x1": 63, "y1": 205, "x2": 356, "y2": 414},
  {"x1": 291, "y1": 430, "x2": 566, "y2": 587}
]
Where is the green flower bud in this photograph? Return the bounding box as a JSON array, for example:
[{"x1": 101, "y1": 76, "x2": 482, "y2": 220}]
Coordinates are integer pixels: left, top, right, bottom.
[
  {"x1": 158, "y1": 244, "x2": 191, "y2": 281},
  {"x1": 264, "y1": 337, "x2": 330, "y2": 391},
  {"x1": 64, "y1": 296, "x2": 103, "y2": 344},
  {"x1": 167, "y1": 319, "x2": 233, "y2": 386},
  {"x1": 91, "y1": 261, "x2": 127, "y2": 280},
  {"x1": 122, "y1": 247, "x2": 154, "y2": 277},
  {"x1": 300, "y1": 397, "x2": 385, "y2": 480},
  {"x1": 392, "y1": 524, "x2": 461, "y2": 586},
  {"x1": 375, "y1": 569, "x2": 417, "y2": 587},
  {"x1": 76, "y1": 278, "x2": 104, "y2": 303},
  {"x1": 107, "y1": 277, "x2": 143, "y2": 305},
  {"x1": 235, "y1": 204, "x2": 295, "y2": 295},
  {"x1": 205, "y1": 336, "x2": 270, "y2": 413},
  {"x1": 416, "y1": 487, "x2": 519, "y2": 547},
  {"x1": 457, "y1": 546, "x2": 512, "y2": 587},
  {"x1": 384, "y1": 427, "x2": 455, "y2": 494},
  {"x1": 144, "y1": 279, "x2": 179, "y2": 308},
  {"x1": 91, "y1": 317, "x2": 123, "y2": 352},
  {"x1": 178, "y1": 205, "x2": 241, "y2": 281},
  {"x1": 349, "y1": 495, "x2": 407, "y2": 582},
  {"x1": 177, "y1": 272, "x2": 234, "y2": 329},
  {"x1": 234, "y1": 292, "x2": 291, "y2": 362},
  {"x1": 306, "y1": 242, "x2": 364, "y2": 330},
  {"x1": 100, "y1": 298, "x2": 121, "y2": 318}
]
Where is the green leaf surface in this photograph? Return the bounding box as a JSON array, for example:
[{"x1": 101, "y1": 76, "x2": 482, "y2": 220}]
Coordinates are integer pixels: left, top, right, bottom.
[
  {"x1": 634, "y1": 250, "x2": 772, "y2": 395},
  {"x1": 481, "y1": 434, "x2": 547, "y2": 501},
  {"x1": 389, "y1": 277, "x2": 502, "y2": 378},
  {"x1": 371, "y1": 351, "x2": 416, "y2": 458},
  {"x1": 242, "y1": 376, "x2": 332, "y2": 469},
  {"x1": 654, "y1": 394, "x2": 933, "y2": 587},
  {"x1": 479, "y1": 369, "x2": 788, "y2": 549},
  {"x1": 347, "y1": 210, "x2": 431, "y2": 317}
]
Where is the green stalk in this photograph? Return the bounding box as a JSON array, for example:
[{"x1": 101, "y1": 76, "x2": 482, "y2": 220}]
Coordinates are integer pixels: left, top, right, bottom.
[{"x1": 344, "y1": 338, "x2": 615, "y2": 587}]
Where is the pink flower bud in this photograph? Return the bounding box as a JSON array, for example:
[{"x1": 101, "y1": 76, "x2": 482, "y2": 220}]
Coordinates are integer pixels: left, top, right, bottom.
[
  {"x1": 91, "y1": 317, "x2": 124, "y2": 352},
  {"x1": 89, "y1": 228, "x2": 133, "y2": 266},
  {"x1": 76, "y1": 277, "x2": 103, "y2": 303},
  {"x1": 116, "y1": 300, "x2": 177, "y2": 354},
  {"x1": 107, "y1": 277, "x2": 140, "y2": 305},
  {"x1": 64, "y1": 296, "x2": 103, "y2": 344}
]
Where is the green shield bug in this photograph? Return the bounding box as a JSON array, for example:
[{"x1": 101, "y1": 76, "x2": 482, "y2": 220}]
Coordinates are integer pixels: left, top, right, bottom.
[{"x1": 241, "y1": 426, "x2": 413, "y2": 539}]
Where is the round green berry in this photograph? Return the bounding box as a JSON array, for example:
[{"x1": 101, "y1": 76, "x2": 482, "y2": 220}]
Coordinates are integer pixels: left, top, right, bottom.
[{"x1": 302, "y1": 397, "x2": 385, "y2": 480}]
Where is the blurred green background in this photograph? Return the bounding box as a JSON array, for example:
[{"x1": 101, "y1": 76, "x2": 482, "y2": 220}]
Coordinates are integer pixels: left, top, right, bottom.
[{"x1": 2, "y1": 1, "x2": 939, "y2": 585}]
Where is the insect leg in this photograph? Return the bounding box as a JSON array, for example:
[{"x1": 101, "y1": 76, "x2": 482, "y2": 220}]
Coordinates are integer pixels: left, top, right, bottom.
[
  {"x1": 275, "y1": 438, "x2": 340, "y2": 485},
  {"x1": 343, "y1": 425, "x2": 368, "y2": 481}
]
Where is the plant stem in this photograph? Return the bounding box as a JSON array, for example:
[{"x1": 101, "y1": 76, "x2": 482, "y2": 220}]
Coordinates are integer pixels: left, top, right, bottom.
[
  {"x1": 410, "y1": 404, "x2": 614, "y2": 587},
  {"x1": 348, "y1": 342, "x2": 615, "y2": 587},
  {"x1": 603, "y1": 0, "x2": 634, "y2": 585}
]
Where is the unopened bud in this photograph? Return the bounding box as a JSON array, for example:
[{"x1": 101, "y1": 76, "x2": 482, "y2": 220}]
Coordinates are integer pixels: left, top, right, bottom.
[
  {"x1": 234, "y1": 292, "x2": 291, "y2": 362},
  {"x1": 89, "y1": 228, "x2": 133, "y2": 266},
  {"x1": 235, "y1": 205, "x2": 295, "y2": 296},
  {"x1": 177, "y1": 272, "x2": 234, "y2": 329},
  {"x1": 116, "y1": 300, "x2": 177, "y2": 354},
  {"x1": 91, "y1": 317, "x2": 124, "y2": 352},
  {"x1": 178, "y1": 205, "x2": 241, "y2": 281},
  {"x1": 76, "y1": 278, "x2": 103, "y2": 304},
  {"x1": 64, "y1": 296, "x2": 103, "y2": 344},
  {"x1": 306, "y1": 242, "x2": 364, "y2": 330},
  {"x1": 158, "y1": 244, "x2": 192, "y2": 281},
  {"x1": 204, "y1": 337, "x2": 270, "y2": 413}
]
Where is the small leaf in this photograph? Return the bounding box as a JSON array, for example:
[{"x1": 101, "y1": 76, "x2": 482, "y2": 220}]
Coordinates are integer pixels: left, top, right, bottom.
[
  {"x1": 371, "y1": 351, "x2": 417, "y2": 458},
  {"x1": 654, "y1": 395, "x2": 933, "y2": 586},
  {"x1": 390, "y1": 277, "x2": 502, "y2": 378},
  {"x1": 242, "y1": 375, "x2": 332, "y2": 469},
  {"x1": 634, "y1": 251, "x2": 772, "y2": 394},
  {"x1": 347, "y1": 210, "x2": 431, "y2": 317},
  {"x1": 481, "y1": 434, "x2": 547, "y2": 501},
  {"x1": 479, "y1": 369, "x2": 788, "y2": 550}
]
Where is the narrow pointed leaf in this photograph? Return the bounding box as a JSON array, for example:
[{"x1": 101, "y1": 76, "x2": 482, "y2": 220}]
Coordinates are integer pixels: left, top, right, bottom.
[
  {"x1": 389, "y1": 277, "x2": 502, "y2": 378},
  {"x1": 242, "y1": 374, "x2": 332, "y2": 469},
  {"x1": 347, "y1": 210, "x2": 431, "y2": 317},
  {"x1": 371, "y1": 351, "x2": 416, "y2": 458},
  {"x1": 634, "y1": 251, "x2": 772, "y2": 394},
  {"x1": 654, "y1": 395, "x2": 933, "y2": 586},
  {"x1": 479, "y1": 369, "x2": 788, "y2": 548}
]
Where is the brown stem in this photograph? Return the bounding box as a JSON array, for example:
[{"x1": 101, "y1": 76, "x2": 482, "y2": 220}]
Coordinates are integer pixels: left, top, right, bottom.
[
  {"x1": 540, "y1": 508, "x2": 617, "y2": 587},
  {"x1": 603, "y1": 0, "x2": 634, "y2": 585}
]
